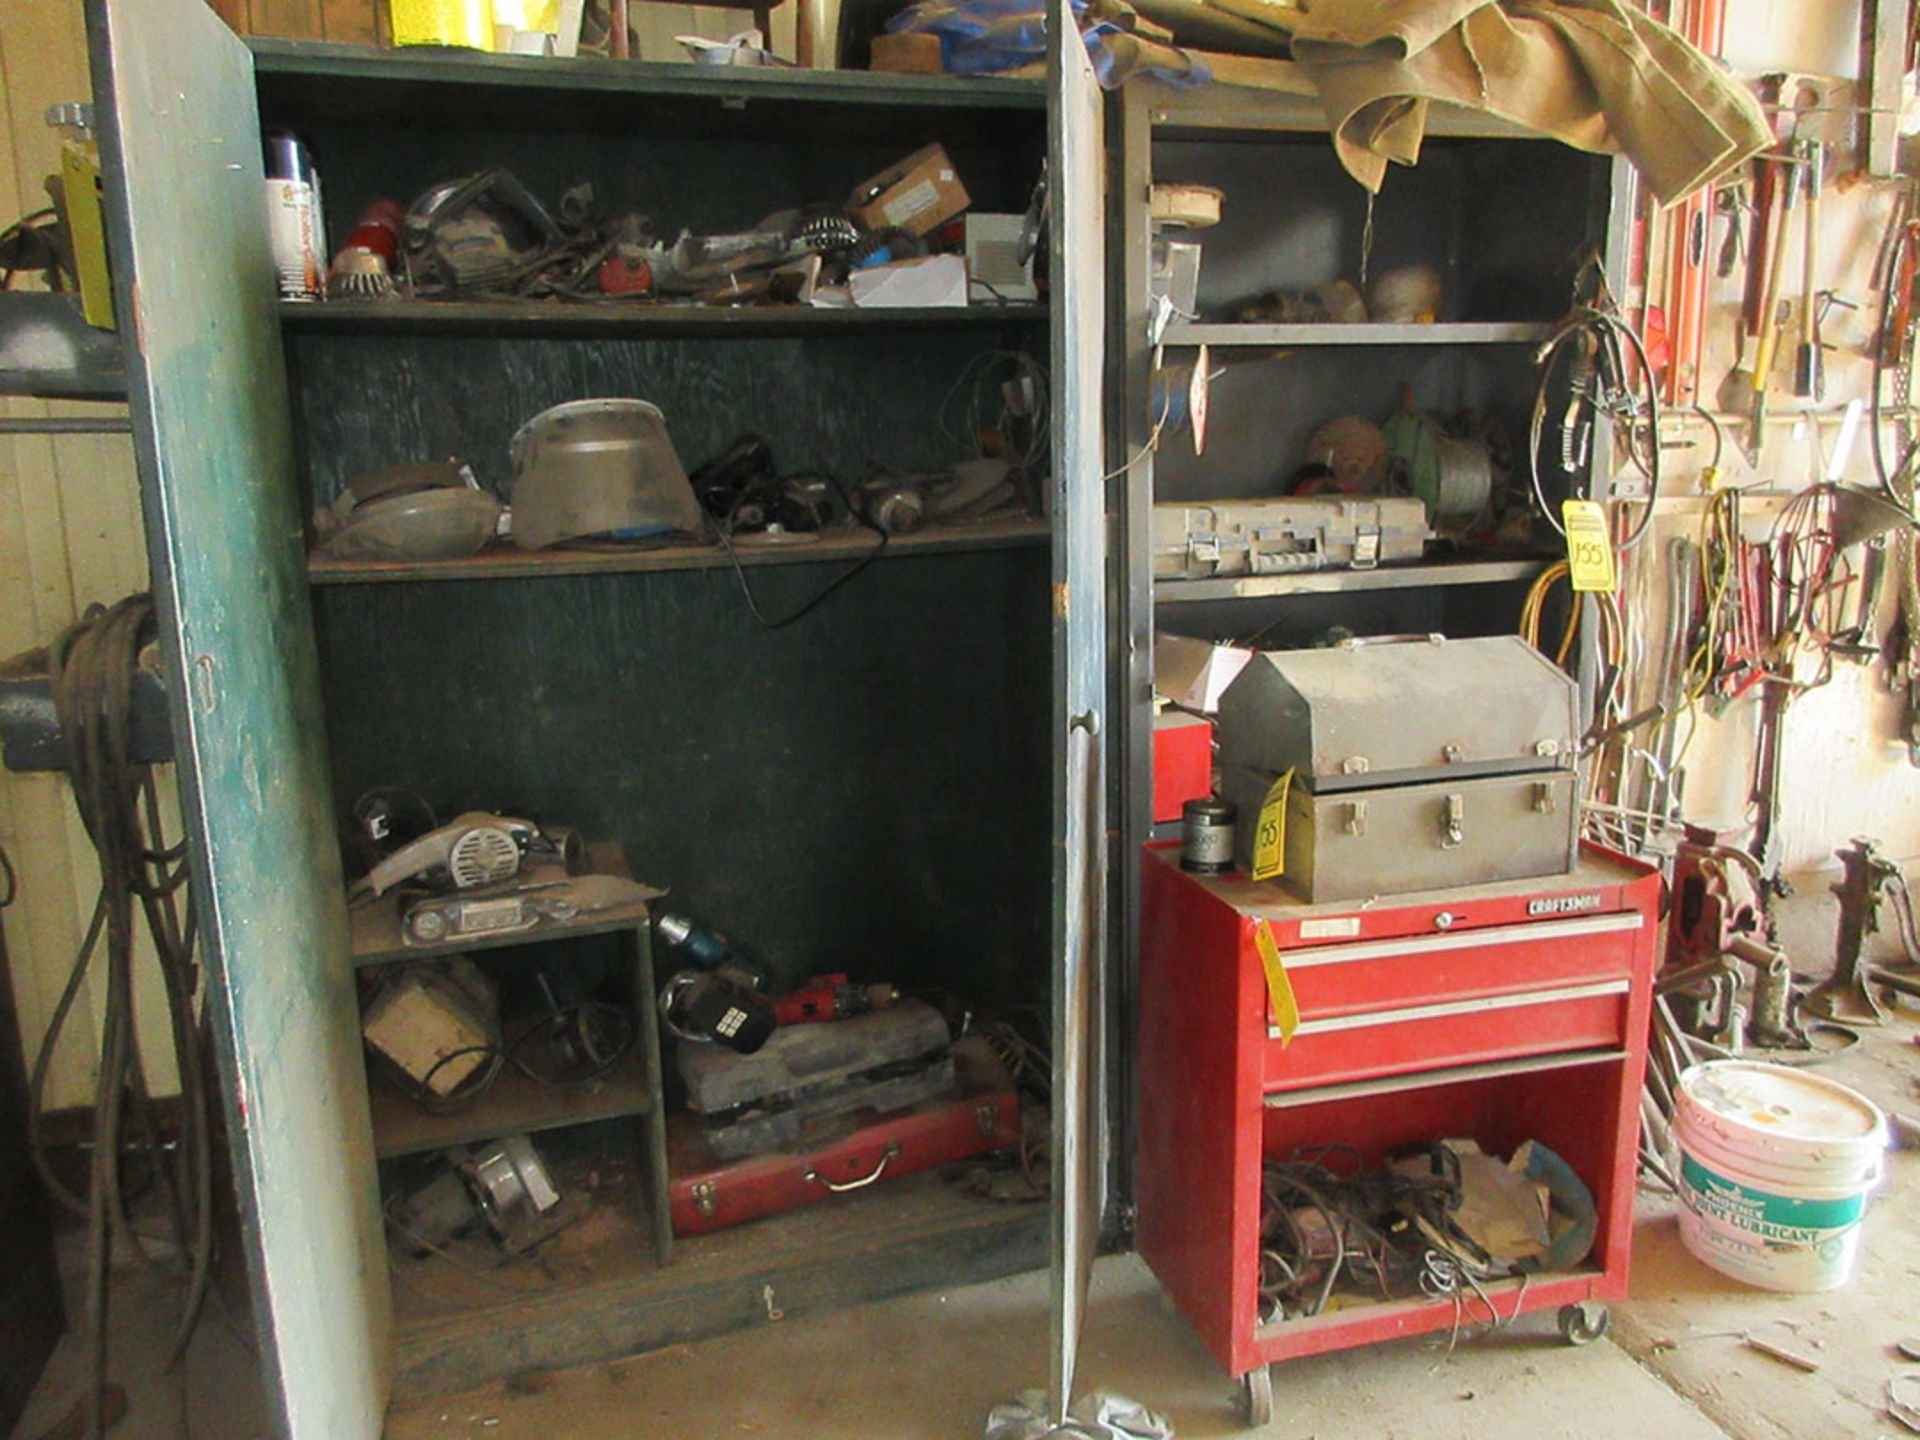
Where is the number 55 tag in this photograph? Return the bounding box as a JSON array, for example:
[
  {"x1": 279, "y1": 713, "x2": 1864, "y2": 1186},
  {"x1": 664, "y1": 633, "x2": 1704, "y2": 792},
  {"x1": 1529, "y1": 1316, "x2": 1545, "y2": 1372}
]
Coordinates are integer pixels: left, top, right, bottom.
[
  {"x1": 1561, "y1": 499, "x2": 1617, "y2": 593},
  {"x1": 1250, "y1": 768, "x2": 1293, "y2": 881}
]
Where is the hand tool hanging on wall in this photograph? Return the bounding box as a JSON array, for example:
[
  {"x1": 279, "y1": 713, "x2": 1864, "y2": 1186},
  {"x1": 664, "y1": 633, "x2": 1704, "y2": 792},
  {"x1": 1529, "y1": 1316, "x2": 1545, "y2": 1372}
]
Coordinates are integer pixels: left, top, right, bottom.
[
  {"x1": 1745, "y1": 147, "x2": 1799, "y2": 463},
  {"x1": 1793, "y1": 140, "x2": 1825, "y2": 401}
]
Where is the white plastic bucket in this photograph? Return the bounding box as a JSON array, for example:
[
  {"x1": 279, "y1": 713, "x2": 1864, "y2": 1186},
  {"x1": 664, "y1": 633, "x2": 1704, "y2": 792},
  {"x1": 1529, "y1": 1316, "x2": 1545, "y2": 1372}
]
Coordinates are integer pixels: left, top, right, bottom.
[{"x1": 1672, "y1": 1060, "x2": 1888, "y2": 1292}]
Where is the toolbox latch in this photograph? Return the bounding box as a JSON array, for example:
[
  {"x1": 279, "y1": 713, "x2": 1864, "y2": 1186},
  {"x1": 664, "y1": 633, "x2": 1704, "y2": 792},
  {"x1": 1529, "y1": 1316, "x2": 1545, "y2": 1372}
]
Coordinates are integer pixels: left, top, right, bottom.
[
  {"x1": 1343, "y1": 800, "x2": 1367, "y2": 836},
  {"x1": 692, "y1": 1180, "x2": 717, "y2": 1218},
  {"x1": 1533, "y1": 780, "x2": 1557, "y2": 814},
  {"x1": 1441, "y1": 793, "x2": 1465, "y2": 849},
  {"x1": 975, "y1": 1103, "x2": 1001, "y2": 1138}
]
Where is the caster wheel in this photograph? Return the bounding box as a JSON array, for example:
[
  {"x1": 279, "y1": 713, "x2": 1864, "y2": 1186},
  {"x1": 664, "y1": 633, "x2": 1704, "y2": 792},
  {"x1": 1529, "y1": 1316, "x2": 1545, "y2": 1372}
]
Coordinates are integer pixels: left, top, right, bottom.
[
  {"x1": 1238, "y1": 1365, "x2": 1273, "y2": 1428},
  {"x1": 1558, "y1": 1300, "x2": 1610, "y2": 1346}
]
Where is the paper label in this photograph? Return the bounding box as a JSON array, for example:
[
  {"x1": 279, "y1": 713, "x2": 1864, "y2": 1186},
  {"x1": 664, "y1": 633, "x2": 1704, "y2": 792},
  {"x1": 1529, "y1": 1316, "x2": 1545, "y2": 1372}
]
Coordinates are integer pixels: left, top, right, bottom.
[
  {"x1": 1562, "y1": 499, "x2": 1617, "y2": 593},
  {"x1": 882, "y1": 178, "x2": 940, "y2": 226},
  {"x1": 1254, "y1": 919, "x2": 1300, "y2": 1046},
  {"x1": 1299, "y1": 917, "x2": 1361, "y2": 940},
  {"x1": 1250, "y1": 768, "x2": 1292, "y2": 881},
  {"x1": 1190, "y1": 342, "x2": 1211, "y2": 456}
]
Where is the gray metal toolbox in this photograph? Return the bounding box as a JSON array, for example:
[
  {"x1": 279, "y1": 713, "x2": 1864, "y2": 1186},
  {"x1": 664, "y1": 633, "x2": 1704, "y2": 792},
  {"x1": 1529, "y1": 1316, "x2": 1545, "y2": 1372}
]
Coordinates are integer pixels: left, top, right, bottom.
[
  {"x1": 1216, "y1": 634, "x2": 1579, "y2": 900},
  {"x1": 677, "y1": 1000, "x2": 955, "y2": 1160},
  {"x1": 1151, "y1": 497, "x2": 1429, "y2": 580}
]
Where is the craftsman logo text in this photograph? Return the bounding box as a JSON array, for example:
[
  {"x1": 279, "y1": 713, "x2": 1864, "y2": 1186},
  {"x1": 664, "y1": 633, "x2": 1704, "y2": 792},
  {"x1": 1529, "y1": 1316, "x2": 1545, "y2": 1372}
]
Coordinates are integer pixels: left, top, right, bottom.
[{"x1": 1527, "y1": 893, "x2": 1604, "y2": 916}]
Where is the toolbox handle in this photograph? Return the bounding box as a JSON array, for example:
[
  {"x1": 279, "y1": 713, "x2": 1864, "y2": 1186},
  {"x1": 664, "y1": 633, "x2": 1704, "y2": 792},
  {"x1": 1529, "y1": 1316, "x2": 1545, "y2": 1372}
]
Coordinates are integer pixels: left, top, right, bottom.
[
  {"x1": 1335, "y1": 633, "x2": 1445, "y2": 650},
  {"x1": 804, "y1": 1142, "x2": 902, "y2": 1193}
]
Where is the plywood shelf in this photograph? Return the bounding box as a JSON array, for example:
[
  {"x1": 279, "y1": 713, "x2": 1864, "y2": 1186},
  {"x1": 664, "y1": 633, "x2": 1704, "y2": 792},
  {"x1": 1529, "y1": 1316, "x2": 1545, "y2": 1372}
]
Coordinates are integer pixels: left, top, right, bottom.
[
  {"x1": 369, "y1": 1046, "x2": 655, "y2": 1160},
  {"x1": 309, "y1": 515, "x2": 1051, "y2": 585}
]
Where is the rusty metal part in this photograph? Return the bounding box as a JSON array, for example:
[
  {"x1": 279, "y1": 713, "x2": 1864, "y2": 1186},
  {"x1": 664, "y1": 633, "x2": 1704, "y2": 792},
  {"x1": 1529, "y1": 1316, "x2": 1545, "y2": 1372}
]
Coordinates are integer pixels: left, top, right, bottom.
[{"x1": 1804, "y1": 837, "x2": 1898, "y2": 1025}]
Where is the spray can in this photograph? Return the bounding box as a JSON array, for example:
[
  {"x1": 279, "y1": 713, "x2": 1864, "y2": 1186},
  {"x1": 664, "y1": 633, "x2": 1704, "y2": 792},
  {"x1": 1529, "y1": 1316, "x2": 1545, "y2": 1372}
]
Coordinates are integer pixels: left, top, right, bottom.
[
  {"x1": 1180, "y1": 796, "x2": 1235, "y2": 875},
  {"x1": 264, "y1": 132, "x2": 325, "y2": 302}
]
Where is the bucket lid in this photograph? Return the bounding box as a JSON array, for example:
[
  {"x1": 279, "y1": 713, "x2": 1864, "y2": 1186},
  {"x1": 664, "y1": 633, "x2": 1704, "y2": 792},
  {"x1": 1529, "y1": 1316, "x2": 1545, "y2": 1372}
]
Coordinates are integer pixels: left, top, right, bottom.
[{"x1": 1678, "y1": 1061, "x2": 1887, "y2": 1147}]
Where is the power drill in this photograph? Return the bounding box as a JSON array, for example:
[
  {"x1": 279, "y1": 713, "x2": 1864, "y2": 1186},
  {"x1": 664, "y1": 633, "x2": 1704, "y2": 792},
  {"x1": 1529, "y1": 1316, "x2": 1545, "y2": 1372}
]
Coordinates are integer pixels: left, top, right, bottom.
[{"x1": 773, "y1": 974, "x2": 900, "y2": 1026}]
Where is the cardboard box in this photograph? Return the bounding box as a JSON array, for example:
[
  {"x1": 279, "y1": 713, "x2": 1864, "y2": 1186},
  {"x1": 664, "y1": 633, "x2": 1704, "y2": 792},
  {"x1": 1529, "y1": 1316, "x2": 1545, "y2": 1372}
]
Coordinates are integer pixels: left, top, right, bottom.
[
  {"x1": 848, "y1": 143, "x2": 970, "y2": 237},
  {"x1": 849, "y1": 253, "x2": 968, "y2": 308},
  {"x1": 1154, "y1": 632, "x2": 1254, "y2": 714},
  {"x1": 870, "y1": 33, "x2": 944, "y2": 74}
]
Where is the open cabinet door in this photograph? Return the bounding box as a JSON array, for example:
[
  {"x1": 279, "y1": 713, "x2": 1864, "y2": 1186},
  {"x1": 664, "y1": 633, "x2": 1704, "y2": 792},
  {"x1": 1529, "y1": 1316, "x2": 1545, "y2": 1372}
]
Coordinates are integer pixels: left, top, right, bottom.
[
  {"x1": 85, "y1": 2, "x2": 392, "y2": 1435},
  {"x1": 1047, "y1": 0, "x2": 1108, "y2": 1419}
]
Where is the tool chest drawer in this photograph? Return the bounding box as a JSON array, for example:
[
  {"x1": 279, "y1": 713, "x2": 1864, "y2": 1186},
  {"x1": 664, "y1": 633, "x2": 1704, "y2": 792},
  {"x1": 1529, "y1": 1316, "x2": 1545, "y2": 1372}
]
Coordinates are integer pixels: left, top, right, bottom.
[
  {"x1": 1256, "y1": 909, "x2": 1646, "y2": 1089},
  {"x1": 1262, "y1": 975, "x2": 1633, "y2": 1091},
  {"x1": 1267, "y1": 910, "x2": 1645, "y2": 1015}
]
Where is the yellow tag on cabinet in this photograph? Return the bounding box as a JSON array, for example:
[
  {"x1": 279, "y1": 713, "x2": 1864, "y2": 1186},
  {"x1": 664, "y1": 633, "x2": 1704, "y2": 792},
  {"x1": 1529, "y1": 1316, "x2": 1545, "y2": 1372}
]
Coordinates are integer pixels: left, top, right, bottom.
[
  {"x1": 1561, "y1": 500, "x2": 1618, "y2": 593},
  {"x1": 1254, "y1": 919, "x2": 1299, "y2": 1046},
  {"x1": 1250, "y1": 768, "x2": 1292, "y2": 881}
]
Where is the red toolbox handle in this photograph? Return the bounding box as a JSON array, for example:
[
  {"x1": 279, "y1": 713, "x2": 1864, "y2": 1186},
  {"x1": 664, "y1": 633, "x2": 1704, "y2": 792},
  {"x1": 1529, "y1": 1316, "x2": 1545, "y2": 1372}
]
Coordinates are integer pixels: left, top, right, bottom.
[{"x1": 804, "y1": 1142, "x2": 902, "y2": 1193}]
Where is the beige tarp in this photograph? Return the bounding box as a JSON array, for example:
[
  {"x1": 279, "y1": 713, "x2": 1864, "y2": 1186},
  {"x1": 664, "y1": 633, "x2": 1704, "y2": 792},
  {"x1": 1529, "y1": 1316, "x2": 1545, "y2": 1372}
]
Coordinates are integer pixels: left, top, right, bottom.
[{"x1": 1101, "y1": 0, "x2": 1772, "y2": 205}]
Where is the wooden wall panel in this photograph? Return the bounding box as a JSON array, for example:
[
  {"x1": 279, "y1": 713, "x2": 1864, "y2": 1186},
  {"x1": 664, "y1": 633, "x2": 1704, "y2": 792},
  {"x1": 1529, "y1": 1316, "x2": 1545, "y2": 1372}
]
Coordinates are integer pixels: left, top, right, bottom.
[{"x1": 0, "y1": 4, "x2": 178, "y2": 1108}]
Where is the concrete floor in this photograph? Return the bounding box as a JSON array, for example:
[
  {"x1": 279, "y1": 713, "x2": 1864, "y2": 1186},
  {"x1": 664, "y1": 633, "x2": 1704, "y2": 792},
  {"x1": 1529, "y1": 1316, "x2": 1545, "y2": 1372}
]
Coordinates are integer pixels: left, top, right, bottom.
[{"x1": 13, "y1": 1018, "x2": 1920, "y2": 1440}]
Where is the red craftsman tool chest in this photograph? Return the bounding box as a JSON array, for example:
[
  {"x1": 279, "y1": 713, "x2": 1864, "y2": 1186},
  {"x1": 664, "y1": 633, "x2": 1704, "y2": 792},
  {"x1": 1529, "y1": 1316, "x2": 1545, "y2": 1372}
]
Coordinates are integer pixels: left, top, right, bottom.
[{"x1": 1134, "y1": 842, "x2": 1660, "y2": 1423}]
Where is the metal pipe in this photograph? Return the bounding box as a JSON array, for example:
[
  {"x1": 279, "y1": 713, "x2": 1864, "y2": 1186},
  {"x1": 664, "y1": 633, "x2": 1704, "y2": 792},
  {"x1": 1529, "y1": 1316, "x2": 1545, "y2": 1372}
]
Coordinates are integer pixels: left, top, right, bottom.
[{"x1": 0, "y1": 416, "x2": 132, "y2": 435}]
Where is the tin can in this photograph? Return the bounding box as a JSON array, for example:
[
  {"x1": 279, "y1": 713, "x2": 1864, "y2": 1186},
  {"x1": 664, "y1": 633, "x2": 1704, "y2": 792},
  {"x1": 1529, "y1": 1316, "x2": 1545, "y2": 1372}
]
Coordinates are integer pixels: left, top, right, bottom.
[
  {"x1": 1180, "y1": 797, "x2": 1235, "y2": 874},
  {"x1": 264, "y1": 133, "x2": 325, "y2": 302}
]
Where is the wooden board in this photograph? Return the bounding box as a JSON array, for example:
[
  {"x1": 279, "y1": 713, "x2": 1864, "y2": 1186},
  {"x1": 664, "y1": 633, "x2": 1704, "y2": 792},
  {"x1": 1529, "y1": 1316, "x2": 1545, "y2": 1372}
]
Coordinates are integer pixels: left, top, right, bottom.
[
  {"x1": 388, "y1": 1159, "x2": 1047, "y2": 1392},
  {"x1": 311, "y1": 516, "x2": 1050, "y2": 585},
  {"x1": 369, "y1": 1046, "x2": 656, "y2": 1158},
  {"x1": 280, "y1": 300, "x2": 1049, "y2": 338}
]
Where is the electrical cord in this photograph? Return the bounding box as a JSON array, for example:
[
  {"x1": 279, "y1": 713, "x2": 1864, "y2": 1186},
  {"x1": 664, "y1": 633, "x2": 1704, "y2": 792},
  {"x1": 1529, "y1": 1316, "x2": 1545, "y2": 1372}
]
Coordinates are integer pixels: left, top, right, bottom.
[
  {"x1": 1528, "y1": 286, "x2": 1662, "y2": 553},
  {"x1": 1870, "y1": 179, "x2": 1919, "y2": 503},
  {"x1": 712, "y1": 473, "x2": 889, "y2": 629},
  {"x1": 25, "y1": 595, "x2": 209, "y2": 1440}
]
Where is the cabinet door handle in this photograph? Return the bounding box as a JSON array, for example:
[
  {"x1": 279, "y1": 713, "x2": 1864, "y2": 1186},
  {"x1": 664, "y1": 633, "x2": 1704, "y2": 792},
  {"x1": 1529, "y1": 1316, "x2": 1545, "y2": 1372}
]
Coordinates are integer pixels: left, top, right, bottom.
[{"x1": 804, "y1": 1142, "x2": 902, "y2": 1193}]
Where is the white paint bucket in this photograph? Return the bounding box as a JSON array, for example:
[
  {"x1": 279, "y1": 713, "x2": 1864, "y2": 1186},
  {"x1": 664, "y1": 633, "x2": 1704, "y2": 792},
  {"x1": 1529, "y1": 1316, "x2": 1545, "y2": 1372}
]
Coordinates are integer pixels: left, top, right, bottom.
[{"x1": 1673, "y1": 1060, "x2": 1887, "y2": 1292}]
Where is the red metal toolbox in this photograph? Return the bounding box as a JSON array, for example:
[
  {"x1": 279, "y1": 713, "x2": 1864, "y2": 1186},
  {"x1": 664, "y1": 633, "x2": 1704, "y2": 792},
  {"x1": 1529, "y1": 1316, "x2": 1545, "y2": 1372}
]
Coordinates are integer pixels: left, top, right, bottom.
[
  {"x1": 669, "y1": 1068, "x2": 1020, "y2": 1237},
  {"x1": 1134, "y1": 841, "x2": 1660, "y2": 1423},
  {"x1": 1152, "y1": 711, "x2": 1212, "y2": 823}
]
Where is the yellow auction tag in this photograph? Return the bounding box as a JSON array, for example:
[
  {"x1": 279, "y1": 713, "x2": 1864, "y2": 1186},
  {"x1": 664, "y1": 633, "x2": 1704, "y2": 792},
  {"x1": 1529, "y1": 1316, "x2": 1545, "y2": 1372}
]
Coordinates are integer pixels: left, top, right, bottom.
[
  {"x1": 1250, "y1": 768, "x2": 1293, "y2": 881},
  {"x1": 1561, "y1": 499, "x2": 1618, "y2": 593},
  {"x1": 1254, "y1": 919, "x2": 1300, "y2": 1046}
]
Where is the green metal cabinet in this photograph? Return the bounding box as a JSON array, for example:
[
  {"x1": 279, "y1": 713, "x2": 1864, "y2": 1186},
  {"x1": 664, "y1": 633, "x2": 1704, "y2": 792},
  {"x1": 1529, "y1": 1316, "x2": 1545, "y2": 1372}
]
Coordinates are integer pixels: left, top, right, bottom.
[{"x1": 86, "y1": 0, "x2": 1111, "y2": 1432}]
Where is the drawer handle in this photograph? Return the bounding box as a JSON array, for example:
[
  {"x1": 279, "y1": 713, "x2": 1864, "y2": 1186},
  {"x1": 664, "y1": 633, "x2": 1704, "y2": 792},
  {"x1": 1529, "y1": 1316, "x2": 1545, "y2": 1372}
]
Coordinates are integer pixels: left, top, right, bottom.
[
  {"x1": 804, "y1": 1142, "x2": 902, "y2": 1193},
  {"x1": 1278, "y1": 978, "x2": 1632, "y2": 1038},
  {"x1": 1274, "y1": 912, "x2": 1644, "y2": 970}
]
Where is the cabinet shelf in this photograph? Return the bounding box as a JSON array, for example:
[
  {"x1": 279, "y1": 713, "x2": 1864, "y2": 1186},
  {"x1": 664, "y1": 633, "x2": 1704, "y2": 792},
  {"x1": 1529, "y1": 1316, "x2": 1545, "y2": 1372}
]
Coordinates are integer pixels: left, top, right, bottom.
[
  {"x1": 309, "y1": 514, "x2": 1051, "y2": 585},
  {"x1": 1153, "y1": 555, "x2": 1550, "y2": 604},
  {"x1": 348, "y1": 890, "x2": 652, "y2": 968},
  {"x1": 248, "y1": 39, "x2": 1043, "y2": 142},
  {"x1": 278, "y1": 299, "x2": 1047, "y2": 339},
  {"x1": 369, "y1": 1046, "x2": 656, "y2": 1160},
  {"x1": 1162, "y1": 321, "x2": 1551, "y2": 348}
]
